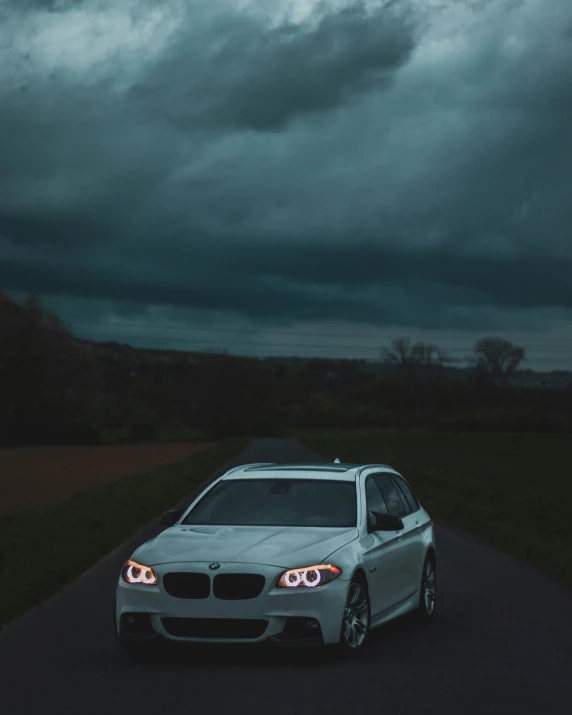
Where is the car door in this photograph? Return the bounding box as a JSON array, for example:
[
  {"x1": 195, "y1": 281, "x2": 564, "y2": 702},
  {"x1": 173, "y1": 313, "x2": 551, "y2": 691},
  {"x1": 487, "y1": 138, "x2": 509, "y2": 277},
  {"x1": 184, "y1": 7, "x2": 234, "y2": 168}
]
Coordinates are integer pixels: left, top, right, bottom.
[
  {"x1": 391, "y1": 473, "x2": 428, "y2": 590},
  {"x1": 374, "y1": 473, "x2": 419, "y2": 604},
  {"x1": 360, "y1": 475, "x2": 403, "y2": 619}
]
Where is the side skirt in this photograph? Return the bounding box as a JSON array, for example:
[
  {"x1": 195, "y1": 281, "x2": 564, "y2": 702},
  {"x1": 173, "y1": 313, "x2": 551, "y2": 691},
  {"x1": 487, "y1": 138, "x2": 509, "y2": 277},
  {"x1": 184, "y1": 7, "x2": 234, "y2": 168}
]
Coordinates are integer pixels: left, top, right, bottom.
[{"x1": 370, "y1": 590, "x2": 419, "y2": 629}]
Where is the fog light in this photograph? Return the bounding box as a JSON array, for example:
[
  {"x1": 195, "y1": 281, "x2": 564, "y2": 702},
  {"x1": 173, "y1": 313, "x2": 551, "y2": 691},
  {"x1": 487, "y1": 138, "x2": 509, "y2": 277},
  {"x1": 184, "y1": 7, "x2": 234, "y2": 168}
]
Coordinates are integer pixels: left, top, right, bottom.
[
  {"x1": 121, "y1": 612, "x2": 156, "y2": 637},
  {"x1": 306, "y1": 619, "x2": 319, "y2": 630}
]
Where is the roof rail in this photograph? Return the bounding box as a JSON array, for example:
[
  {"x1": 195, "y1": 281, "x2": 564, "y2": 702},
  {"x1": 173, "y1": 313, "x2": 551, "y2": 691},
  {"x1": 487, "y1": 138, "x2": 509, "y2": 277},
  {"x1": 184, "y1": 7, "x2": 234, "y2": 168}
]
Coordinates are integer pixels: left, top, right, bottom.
[
  {"x1": 243, "y1": 462, "x2": 279, "y2": 470},
  {"x1": 223, "y1": 462, "x2": 277, "y2": 477},
  {"x1": 356, "y1": 463, "x2": 395, "y2": 479}
]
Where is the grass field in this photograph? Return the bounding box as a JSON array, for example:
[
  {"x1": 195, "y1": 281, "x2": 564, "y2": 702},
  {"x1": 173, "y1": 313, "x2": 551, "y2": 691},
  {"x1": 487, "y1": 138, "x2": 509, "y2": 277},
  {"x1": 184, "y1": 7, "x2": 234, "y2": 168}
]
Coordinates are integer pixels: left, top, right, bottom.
[
  {"x1": 293, "y1": 428, "x2": 572, "y2": 589},
  {"x1": 0, "y1": 438, "x2": 247, "y2": 630},
  {"x1": 0, "y1": 442, "x2": 215, "y2": 518}
]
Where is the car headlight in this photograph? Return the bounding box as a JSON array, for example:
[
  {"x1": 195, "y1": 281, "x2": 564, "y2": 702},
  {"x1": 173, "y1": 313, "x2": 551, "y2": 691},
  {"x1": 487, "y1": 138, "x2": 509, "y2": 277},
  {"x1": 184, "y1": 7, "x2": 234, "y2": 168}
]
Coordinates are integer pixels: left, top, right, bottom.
[
  {"x1": 277, "y1": 564, "x2": 342, "y2": 589},
  {"x1": 121, "y1": 559, "x2": 158, "y2": 585}
]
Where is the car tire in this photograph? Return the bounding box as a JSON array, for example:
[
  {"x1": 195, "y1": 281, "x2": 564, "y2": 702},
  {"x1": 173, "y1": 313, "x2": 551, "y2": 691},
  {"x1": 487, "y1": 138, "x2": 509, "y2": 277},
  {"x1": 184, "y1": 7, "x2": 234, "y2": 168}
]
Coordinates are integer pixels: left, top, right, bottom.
[
  {"x1": 416, "y1": 552, "x2": 436, "y2": 622},
  {"x1": 338, "y1": 576, "x2": 371, "y2": 653}
]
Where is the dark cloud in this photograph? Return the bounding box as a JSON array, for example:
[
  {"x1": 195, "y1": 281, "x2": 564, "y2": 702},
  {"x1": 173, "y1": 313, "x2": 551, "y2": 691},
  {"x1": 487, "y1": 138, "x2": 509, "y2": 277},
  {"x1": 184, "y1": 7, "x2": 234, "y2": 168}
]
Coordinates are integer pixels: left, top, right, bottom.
[
  {"x1": 2, "y1": 237, "x2": 571, "y2": 330},
  {"x1": 130, "y1": 1, "x2": 416, "y2": 131},
  {"x1": 1, "y1": 0, "x2": 572, "y2": 361}
]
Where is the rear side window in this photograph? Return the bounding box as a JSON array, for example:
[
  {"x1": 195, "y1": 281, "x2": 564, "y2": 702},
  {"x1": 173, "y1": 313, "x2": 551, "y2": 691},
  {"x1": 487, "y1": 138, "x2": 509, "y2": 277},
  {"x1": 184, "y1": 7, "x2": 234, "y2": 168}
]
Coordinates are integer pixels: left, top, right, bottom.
[
  {"x1": 392, "y1": 476, "x2": 420, "y2": 513},
  {"x1": 374, "y1": 474, "x2": 407, "y2": 517},
  {"x1": 365, "y1": 476, "x2": 389, "y2": 527}
]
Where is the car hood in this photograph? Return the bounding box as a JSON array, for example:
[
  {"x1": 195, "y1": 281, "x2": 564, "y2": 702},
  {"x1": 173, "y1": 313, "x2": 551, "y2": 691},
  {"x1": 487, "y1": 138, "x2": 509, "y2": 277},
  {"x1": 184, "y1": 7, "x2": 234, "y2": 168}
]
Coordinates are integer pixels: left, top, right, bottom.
[{"x1": 132, "y1": 524, "x2": 359, "y2": 568}]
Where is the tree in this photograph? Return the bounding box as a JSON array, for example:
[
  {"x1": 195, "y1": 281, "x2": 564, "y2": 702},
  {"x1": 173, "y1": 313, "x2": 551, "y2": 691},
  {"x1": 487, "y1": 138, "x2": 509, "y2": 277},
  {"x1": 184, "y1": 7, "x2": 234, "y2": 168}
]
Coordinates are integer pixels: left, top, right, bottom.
[
  {"x1": 471, "y1": 337, "x2": 526, "y2": 385},
  {"x1": 380, "y1": 337, "x2": 453, "y2": 384},
  {"x1": 380, "y1": 337, "x2": 413, "y2": 368},
  {"x1": 0, "y1": 292, "x2": 103, "y2": 443}
]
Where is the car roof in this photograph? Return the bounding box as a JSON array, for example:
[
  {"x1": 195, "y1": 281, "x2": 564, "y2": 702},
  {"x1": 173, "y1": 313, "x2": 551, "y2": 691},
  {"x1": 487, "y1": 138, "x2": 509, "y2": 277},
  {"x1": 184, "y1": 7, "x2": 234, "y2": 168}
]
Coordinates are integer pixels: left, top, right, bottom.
[{"x1": 220, "y1": 462, "x2": 398, "y2": 482}]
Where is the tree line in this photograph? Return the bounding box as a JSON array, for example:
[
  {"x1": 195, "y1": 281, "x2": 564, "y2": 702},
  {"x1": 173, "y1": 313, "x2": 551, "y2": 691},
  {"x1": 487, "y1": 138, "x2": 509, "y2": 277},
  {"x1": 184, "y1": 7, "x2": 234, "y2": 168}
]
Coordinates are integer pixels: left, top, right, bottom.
[
  {"x1": 1, "y1": 291, "x2": 570, "y2": 446},
  {"x1": 380, "y1": 336, "x2": 526, "y2": 385}
]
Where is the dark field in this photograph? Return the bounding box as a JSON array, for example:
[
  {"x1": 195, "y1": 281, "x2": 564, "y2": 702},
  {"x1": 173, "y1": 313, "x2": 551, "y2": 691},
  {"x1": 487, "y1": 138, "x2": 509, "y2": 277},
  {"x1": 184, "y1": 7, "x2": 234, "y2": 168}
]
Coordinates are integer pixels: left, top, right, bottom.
[
  {"x1": 0, "y1": 439, "x2": 247, "y2": 629},
  {"x1": 0, "y1": 442, "x2": 215, "y2": 517}
]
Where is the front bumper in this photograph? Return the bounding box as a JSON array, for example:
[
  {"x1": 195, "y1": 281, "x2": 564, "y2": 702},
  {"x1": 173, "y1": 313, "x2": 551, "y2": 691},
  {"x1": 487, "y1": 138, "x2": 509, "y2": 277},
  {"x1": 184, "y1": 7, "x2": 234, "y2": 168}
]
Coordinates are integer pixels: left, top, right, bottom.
[{"x1": 115, "y1": 561, "x2": 348, "y2": 646}]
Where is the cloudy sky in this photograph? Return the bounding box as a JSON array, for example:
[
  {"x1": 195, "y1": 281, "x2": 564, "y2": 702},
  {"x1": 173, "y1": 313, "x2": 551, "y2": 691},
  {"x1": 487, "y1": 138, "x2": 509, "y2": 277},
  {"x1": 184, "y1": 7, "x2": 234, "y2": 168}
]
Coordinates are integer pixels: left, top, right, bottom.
[{"x1": 1, "y1": 0, "x2": 571, "y2": 370}]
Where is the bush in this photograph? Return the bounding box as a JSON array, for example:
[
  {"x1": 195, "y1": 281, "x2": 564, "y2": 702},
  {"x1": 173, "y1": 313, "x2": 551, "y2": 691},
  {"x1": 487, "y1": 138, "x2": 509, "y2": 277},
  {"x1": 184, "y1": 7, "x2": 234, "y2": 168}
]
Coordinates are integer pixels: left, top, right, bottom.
[
  {"x1": 274, "y1": 403, "x2": 304, "y2": 429},
  {"x1": 127, "y1": 407, "x2": 160, "y2": 443},
  {"x1": 66, "y1": 419, "x2": 107, "y2": 445},
  {"x1": 249, "y1": 415, "x2": 278, "y2": 438},
  {"x1": 202, "y1": 408, "x2": 243, "y2": 439},
  {"x1": 432, "y1": 408, "x2": 572, "y2": 434},
  {"x1": 433, "y1": 413, "x2": 478, "y2": 433},
  {"x1": 345, "y1": 405, "x2": 395, "y2": 429},
  {"x1": 128, "y1": 421, "x2": 157, "y2": 442},
  {"x1": 0, "y1": 418, "x2": 67, "y2": 446}
]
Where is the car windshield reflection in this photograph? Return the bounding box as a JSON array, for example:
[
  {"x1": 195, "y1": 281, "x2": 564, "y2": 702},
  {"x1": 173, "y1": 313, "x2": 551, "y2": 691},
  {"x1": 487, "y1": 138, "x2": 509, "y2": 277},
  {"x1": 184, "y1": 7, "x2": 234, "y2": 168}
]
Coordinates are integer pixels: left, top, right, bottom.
[{"x1": 181, "y1": 478, "x2": 357, "y2": 528}]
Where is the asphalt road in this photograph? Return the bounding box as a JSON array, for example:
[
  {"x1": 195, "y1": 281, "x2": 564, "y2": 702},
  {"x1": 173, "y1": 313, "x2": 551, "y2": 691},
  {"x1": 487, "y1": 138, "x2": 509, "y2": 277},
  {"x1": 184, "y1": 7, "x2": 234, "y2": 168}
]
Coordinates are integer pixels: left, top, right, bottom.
[{"x1": 1, "y1": 438, "x2": 571, "y2": 715}]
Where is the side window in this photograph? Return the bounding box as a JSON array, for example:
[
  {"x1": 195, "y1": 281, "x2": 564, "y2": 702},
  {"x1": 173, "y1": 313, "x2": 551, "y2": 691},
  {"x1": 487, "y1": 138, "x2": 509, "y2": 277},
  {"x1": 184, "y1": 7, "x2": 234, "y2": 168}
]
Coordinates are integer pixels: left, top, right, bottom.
[
  {"x1": 392, "y1": 475, "x2": 420, "y2": 513},
  {"x1": 365, "y1": 476, "x2": 388, "y2": 526},
  {"x1": 374, "y1": 474, "x2": 407, "y2": 517}
]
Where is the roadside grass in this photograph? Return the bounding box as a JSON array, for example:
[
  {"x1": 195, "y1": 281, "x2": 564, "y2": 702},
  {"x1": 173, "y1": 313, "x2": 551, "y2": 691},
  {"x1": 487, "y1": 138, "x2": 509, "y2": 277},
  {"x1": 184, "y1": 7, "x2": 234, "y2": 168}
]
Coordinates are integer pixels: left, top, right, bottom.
[
  {"x1": 291, "y1": 428, "x2": 572, "y2": 590},
  {"x1": 0, "y1": 438, "x2": 247, "y2": 630}
]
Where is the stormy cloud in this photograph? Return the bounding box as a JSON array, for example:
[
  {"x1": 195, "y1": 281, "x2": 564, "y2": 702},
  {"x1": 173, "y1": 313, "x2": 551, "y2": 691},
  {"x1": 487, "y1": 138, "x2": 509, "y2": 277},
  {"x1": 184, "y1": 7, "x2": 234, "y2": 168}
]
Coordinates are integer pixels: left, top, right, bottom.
[{"x1": 1, "y1": 0, "x2": 571, "y2": 367}]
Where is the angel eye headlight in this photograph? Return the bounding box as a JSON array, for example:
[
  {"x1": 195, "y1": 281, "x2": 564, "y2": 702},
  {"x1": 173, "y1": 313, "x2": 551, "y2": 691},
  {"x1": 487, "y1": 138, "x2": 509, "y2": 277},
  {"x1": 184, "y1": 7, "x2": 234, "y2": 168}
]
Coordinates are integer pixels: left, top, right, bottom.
[
  {"x1": 277, "y1": 564, "x2": 342, "y2": 589},
  {"x1": 121, "y1": 559, "x2": 158, "y2": 585}
]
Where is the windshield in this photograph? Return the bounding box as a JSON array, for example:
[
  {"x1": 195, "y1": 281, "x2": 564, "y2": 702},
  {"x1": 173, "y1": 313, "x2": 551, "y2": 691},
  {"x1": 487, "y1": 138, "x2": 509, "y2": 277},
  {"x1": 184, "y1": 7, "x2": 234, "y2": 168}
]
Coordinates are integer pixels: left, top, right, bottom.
[{"x1": 182, "y1": 478, "x2": 357, "y2": 527}]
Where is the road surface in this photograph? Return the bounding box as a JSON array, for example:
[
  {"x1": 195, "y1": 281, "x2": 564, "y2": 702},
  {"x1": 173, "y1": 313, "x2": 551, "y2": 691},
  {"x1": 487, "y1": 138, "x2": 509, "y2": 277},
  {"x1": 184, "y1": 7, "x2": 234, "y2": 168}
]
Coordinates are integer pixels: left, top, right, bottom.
[{"x1": 1, "y1": 438, "x2": 571, "y2": 714}]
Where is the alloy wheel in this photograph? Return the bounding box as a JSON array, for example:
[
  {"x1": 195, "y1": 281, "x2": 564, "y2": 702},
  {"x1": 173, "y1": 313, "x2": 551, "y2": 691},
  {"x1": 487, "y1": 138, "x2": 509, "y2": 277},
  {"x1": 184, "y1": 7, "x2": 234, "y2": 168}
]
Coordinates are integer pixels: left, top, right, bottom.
[
  {"x1": 421, "y1": 557, "x2": 436, "y2": 618},
  {"x1": 341, "y1": 581, "x2": 370, "y2": 649}
]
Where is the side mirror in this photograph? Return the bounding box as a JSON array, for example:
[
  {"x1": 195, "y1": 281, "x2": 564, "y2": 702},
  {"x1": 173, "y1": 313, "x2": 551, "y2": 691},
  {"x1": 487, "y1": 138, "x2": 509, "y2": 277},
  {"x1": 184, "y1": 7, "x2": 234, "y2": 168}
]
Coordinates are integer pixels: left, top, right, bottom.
[
  {"x1": 160, "y1": 508, "x2": 184, "y2": 526},
  {"x1": 368, "y1": 511, "x2": 404, "y2": 533}
]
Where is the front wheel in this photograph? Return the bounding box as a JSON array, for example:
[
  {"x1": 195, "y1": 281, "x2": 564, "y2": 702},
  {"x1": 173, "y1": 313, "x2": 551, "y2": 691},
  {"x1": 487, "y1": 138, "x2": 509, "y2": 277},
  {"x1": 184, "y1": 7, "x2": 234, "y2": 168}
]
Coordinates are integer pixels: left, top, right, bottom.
[{"x1": 339, "y1": 578, "x2": 371, "y2": 652}]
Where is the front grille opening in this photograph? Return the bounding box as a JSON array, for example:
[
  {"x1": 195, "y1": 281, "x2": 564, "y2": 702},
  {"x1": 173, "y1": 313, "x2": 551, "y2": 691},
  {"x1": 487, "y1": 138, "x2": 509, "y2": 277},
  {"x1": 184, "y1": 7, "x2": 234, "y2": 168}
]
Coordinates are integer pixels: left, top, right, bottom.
[
  {"x1": 270, "y1": 617, "x2": 324, "y2": 644},
  {"x1": 213, "y1": 573, "x2": 265, "y2": 600},
  {"x1": 162, "y1": 617, "x2": 268, "y2": 639},
  {"x1": 120, "y1": 612, "x2": 156, "y2": 637},
  {"x1": 283, "y1": 617, "x2": 322, "y2": 638},
  {"x1": 163, "y1": 572, "x2": 210, "y2": 599}
]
